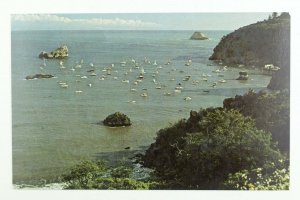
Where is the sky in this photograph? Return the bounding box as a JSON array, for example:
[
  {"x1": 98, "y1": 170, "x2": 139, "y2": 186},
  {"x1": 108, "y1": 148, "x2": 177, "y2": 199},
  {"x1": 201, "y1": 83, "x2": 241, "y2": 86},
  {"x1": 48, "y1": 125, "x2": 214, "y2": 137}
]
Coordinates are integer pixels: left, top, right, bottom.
[{"x1": 11, "y1": 13, "x2": 271, "y2": 31}]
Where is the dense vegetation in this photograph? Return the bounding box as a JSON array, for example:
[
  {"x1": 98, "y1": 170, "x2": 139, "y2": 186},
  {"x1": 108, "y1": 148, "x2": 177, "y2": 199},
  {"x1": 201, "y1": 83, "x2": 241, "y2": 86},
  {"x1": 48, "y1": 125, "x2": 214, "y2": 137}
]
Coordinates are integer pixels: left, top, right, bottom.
[
  {"x1": 223, "y1": 89, "x2": 290, "y2": 152},
  {"x1": 62, "y1": 160, "x2": 161, "y2": 189},
  {"x1": 142, "y1": 107, "x2": 287, "y2": 189}
]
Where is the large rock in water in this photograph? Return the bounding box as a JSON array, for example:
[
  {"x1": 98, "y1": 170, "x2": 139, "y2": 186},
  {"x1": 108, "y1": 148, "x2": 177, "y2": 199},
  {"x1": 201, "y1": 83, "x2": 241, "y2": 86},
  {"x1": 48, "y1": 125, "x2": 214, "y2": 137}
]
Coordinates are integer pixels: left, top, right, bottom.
[
  {"x1": 25, "y1": 74, "x2": 54, "y2": 80},
  {"x1": 190, "y1": 32, "x2": 208, "y2": 40},
  {"x1": 103, "y1": 112, "x2": 131, "y2": 127},
  {"x1": 39, "y1": 45, "x2": 69, "y2": 59}
]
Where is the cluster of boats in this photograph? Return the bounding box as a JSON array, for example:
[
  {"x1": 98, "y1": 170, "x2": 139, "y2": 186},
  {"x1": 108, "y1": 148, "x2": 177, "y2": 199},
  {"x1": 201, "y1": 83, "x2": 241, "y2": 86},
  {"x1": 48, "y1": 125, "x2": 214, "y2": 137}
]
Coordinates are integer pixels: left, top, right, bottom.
[{"x1": 38, "y1": 56, "x2": 249, "y2": 103}]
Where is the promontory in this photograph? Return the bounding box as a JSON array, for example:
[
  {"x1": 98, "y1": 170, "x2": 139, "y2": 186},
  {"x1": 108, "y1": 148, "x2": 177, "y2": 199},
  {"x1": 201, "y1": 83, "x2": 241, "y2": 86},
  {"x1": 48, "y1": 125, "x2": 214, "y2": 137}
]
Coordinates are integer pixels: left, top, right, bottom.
[{"x1": 209, "y1": 12, "x2": 290, "y2": 90}]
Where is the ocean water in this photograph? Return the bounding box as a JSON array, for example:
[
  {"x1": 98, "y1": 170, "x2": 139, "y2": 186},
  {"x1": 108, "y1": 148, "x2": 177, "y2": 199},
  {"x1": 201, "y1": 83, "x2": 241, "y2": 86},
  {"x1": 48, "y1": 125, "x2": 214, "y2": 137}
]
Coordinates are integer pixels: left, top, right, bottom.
[{"x1": 11, "y1": 30, "x2": 271, "y2": 185}]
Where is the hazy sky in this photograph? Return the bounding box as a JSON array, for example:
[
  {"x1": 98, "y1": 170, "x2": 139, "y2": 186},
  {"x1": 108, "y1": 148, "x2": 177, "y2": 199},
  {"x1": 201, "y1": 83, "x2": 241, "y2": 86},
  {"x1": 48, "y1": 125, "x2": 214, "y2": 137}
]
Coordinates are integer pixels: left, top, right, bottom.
[{"x1": 11, "y1": 13, "x2": 270, "y2": 31}]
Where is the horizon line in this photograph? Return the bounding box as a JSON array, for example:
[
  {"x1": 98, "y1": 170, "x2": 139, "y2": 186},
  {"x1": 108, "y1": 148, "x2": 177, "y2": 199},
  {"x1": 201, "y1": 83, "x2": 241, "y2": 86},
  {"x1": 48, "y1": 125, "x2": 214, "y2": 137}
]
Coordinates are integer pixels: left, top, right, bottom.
[{"x1": 11, "y1": 29, "x2": 233, "y2": 31}]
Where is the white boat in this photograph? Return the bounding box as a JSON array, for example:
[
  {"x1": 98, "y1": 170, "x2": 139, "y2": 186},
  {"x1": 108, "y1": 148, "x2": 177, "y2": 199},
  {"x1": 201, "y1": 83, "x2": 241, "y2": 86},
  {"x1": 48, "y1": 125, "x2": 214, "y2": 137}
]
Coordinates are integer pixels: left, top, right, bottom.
[
  {"x1": 81, "y1": 76, "x2": 87, "y2": 79},
  {"x1": 141, "y1": 93, "x2": 148, "y2": 97},
  {"x1": 140, "y1": 67, "x2": 145, "y2": 74},
  {"x1": 75, "y1": 90, "x2": 83, "y2": 93},
  {"x1": 174, "y1": 89, "x2": 181, "y2": 93},
  {"x1": 90, "y1": 63, "x2": 94, "y2": 67},
  {"x1": 155, "y1": 86, "x2": 162, "y2": 89},
  {"x1": 120, "y1": 61, "x2": 126, "y2": 64},
  {"x1": 60, "y1": 84, "x2": 68, "y2": 88},
  {"x1": 130, "y1": 88, "x2": 137, "y2": 92},
  {"x1": 175, "y1": 86, "x2": 183, "y2": 90},
  {"x1": 90, "y1": 73, "x2": 97, "y2": 76},
  {"x1": 218, "y1": 79, "x2": 227, "y2": 83},
  {"x1": 88, "y1": 83, "x2": 92, "y2": 87},
  {"x1": 202, "y1": 78, "x2": 208, "y2": 81},
  {"x1": 122, "y1": 80, "x2": 130, "y2": 83},
  {"x1": 184, "y1": 97, "x2": 192, "y2": 101},
  {"x1": 58, "y1": 81, "x2": 67, "y2": 85},
  {"x1": 153, "y1": 60, "x2": 158, "y2": 66}
]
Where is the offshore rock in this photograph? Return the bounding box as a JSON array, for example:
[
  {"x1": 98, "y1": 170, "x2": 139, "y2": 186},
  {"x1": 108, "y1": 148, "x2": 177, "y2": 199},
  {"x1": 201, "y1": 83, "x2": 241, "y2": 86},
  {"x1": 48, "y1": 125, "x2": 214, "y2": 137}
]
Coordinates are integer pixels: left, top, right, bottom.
[
  {"x1": 103, "y1": 112, "x2": 131, "y2": 127},
  {"x1": 39, "y1": 45, "x2": 69, "y2": 59},
  {"x1": 25, "y1": 74, "x2": 54, "y2": 80},
  {"x1": 190, "y1": 32, "x2": 208, "y2": 40}
]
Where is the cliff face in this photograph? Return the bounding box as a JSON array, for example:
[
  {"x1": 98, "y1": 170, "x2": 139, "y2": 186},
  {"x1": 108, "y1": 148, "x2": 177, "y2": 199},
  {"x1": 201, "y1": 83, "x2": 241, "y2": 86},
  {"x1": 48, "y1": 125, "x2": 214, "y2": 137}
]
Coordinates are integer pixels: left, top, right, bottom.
[{"x1": 209, "y1": 14, "x2": 290, "y2": 68}]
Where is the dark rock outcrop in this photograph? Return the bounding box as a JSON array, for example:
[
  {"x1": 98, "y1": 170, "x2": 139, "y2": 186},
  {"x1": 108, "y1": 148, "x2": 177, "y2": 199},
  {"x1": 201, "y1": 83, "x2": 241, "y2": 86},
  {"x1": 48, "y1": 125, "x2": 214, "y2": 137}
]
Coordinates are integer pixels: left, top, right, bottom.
[
  {"x1": 103, "y1": 112, "x2": 131, "y2": 127},
  {"x1": 267, "y1": 60, "x2": 290, "y2": 90},
  {"x1": 190, "y1": 32, "x2": 208, "y2": 40},
  {"x1": 39, "y1": 45, "x2": 69, "y2": 59},
  {"x1": 25, "y1": 74, "x2": 54, "y2": 80},
  {"x1": 236, "y1": 71, "x2": 249, "y2": 80}
]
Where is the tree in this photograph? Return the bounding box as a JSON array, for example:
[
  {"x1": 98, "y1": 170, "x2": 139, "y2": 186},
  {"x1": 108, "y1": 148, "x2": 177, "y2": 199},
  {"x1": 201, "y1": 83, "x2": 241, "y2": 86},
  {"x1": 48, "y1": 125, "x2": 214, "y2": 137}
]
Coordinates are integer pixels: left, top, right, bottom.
[
  {"x1": 272, "y1": 12, "x2": 278, "y2": 19},
  {"x1": 142, "y1": 108, "x2": 285, "y2": 189},
  {"x1": 223, "y1": 90, "x2": 290, "y2": 152}
]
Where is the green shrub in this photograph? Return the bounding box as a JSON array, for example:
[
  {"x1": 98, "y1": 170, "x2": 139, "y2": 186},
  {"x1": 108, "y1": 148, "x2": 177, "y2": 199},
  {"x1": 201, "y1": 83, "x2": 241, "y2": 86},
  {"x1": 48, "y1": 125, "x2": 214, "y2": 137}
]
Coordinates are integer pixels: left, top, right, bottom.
[
  {"x1": 62, "y1": 160, "x2": 162, "y2": 189},
  {"x1": 223, "y1": 90, "x2": 290, "y2": 152},
  {"x1": 143, "y1": 108, "x2": 285, "y2": 189},
  {"x1": 224, "y1": 159, "x2": 289, "y2": 190}
]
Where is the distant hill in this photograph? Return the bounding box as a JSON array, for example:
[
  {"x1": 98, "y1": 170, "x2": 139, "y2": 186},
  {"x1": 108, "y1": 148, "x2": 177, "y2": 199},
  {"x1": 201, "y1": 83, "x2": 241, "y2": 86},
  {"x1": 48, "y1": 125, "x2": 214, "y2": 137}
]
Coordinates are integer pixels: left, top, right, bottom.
[{"x1": 209, "y1": 13, "x2": 290, "y2": 90}]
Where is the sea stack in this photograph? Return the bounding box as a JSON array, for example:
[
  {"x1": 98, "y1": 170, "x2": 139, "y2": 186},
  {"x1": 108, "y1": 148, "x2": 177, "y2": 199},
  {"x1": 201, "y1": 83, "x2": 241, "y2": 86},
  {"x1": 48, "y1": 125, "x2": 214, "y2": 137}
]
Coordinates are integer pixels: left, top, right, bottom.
[
  {"x1": 39, "y1": 45, "x2": 69, "y2": 59},
  {"x1": 190, "y1": 32, "x2": 208, "y2": 40},
  {"x1": 103, "y1": 112, "x2": 131, "y2": 127}
]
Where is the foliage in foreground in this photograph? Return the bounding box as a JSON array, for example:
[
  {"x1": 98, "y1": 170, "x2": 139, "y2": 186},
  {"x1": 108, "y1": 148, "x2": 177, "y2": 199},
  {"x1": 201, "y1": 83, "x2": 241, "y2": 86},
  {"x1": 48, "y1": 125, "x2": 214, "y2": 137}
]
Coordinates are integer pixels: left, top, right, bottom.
[
  {"x1": 62, "y1": 160, "x2": 161, "y2": 189},
  {"x1": 224, "y1": 160, "x2": 289, "y2": 190},
  {"x1": 142, "y1": 108, "x2": 286, "y2": 189},
  {"x1": 223, "y1": 89, "x2": 290, "y2": 152}
]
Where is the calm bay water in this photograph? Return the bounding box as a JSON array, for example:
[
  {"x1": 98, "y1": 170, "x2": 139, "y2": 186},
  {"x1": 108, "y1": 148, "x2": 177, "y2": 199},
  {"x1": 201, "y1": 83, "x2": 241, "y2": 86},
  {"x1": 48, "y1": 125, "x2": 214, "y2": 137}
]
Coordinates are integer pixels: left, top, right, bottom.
[{"x1": 12, "y1": 30, "x2": 271, "y2": 185}]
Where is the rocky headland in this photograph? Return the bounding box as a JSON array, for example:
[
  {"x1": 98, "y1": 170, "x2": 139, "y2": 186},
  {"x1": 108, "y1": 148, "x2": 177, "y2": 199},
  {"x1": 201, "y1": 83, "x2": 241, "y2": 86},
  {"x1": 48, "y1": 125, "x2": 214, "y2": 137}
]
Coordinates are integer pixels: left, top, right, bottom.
[{"x1": 209, "y1": 13, "x2": 290, "y2": 90}]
